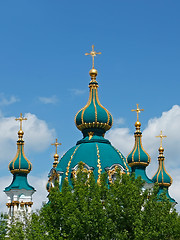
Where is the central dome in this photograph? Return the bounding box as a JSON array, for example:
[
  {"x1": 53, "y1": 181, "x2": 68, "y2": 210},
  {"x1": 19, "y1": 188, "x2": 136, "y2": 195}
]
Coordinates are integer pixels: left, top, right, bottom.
[
  {"x1": 75, "y1": 69, "x2": 113, "y2": 136},
  {"x1": 55, "y1": 63, "x2": 129, "y2": 187}
]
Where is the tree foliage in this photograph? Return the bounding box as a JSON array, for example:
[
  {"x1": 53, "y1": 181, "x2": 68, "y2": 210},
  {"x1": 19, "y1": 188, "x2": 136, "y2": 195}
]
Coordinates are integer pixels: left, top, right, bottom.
[{"x1": 2, "y1": 163, "x2": 180, "y2": 239}]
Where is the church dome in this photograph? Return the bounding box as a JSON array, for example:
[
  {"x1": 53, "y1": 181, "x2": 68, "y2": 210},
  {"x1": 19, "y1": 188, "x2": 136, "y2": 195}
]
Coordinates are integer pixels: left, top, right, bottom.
[
  {"x1": 5, "y1": 113, "x2": 34, "y2": 192},
  {"x1": 75, "y1": 69, "x2": 113, "y2": 135},
  {"x1": 127, "y1": 106, "x2": 151, "y2": 167},
  {"x1": 9, "y1": 131, "x2": 32, "y2": 174},
  {"x1": 152, "y1": 145, "x2": 172, "y2": 187},
  {"x1": 127, "y1": 130, "x2": 150, "y2": 167},
  {"x1": 56, "y1": 135, "x2": 129, "y2": 184},
  {"x1": 56, "y1": 46, "x2": 130, "y2": 186},
  {"x1": 126, "y1": 105, "x2": 152, "y2": 185}
]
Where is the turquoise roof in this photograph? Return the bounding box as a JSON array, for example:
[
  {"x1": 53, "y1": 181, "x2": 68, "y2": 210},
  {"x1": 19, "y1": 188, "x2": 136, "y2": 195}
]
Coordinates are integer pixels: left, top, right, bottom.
[
  {"x1": 127, "y1": 132, "x2": 151, "y2": 167},
  {"x1": 131, "y1": 166, "x2": 153, "y2": 184},
  {"x1": 127, "y1": 122, "x2": 152, "y2": 184},
  {"x1": 4, "y1": 173, "x2": 34, "y2": 192},
  {"x1": 157, "y1": 186, "x2": 176, "y2": 203},
  {"x1": 75, "y1": 78, "x2": 113, "y2": 135},
  {"x1": 53, "y1": 70, "x2": 130, "y2": 188},
  {"x1": 56, "y1": 133, "x2": 130, "y2": 187},
  {"x1": 9, "y1": 140, "x2": 32, "y2": 174},
  {"x1": 6, "y1": 131, "x2": 34, "y2": 192},
  {"x1": 152, "y1": 150, "x2": 172, "y2": 187},
  {"x1": 152, "y1": 146, "x2": 175, "y2": 202}
]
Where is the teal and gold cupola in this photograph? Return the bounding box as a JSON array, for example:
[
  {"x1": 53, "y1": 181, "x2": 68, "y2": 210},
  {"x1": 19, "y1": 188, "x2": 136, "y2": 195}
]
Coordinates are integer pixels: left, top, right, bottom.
[
  {"x1": 8, "y1": 113, "x2": 32, "y2": 174},
  {"x1": 152, "y1": 131, "x2": 172, "y2": 187},
  {"x1": 152, "y1": 131, "x2": 175, "y2": 203},
  {"x1": 5, "y1": 113, "x2": 34, "y2": 192},
  {"x1": 127, "y1": 104, "x2": 152, "y2": 184},
  {"x1": 75, "y1": 45, "x2": 113, "y2": 137}
]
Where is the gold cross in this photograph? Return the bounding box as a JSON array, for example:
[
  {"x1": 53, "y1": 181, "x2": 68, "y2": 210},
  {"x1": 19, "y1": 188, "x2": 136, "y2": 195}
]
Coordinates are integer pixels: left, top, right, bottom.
[
  {"x1": 85, "y1": 45, "x2": 101, "y2": 69},
  {"x1": 156, "y1": 131, "x2": 167, "y2": 147},
  {"x1": 15, "y1": 113, "x2": 27, "y2": 130},
  {"x1": 51, "y1": 138, "x2": 62, "y2": 154},
  {"x1": 131, "y1": 104, "x2": 144, "y2": 122}
]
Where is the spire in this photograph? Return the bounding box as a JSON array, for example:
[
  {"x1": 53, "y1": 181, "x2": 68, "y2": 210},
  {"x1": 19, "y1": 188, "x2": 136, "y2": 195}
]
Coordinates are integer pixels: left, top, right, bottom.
[
  {"x1": 8, "y1": 113, "x2": 32, "y2": 174},
  {"x1": 152, "y1": 131, "x2": 176, "y2": 203},
  {"x1": 4, "y1": 113, "x2": 35, "y2": 219},
  {"x1": 131, "y1": 104, "x2": 144, "y2": 132},
  {"x1": 152, "y1": 131, "x2": 172, "y2": 187},
  {"x1": 51, "y1": 138, "x2": 61, "y2": 168},
  {"x1": 75, "y1": 45, "x2": 113, "y2": 138},
  {"x1": 127, "y1": 104, "x2": 152, "y2": 184}
]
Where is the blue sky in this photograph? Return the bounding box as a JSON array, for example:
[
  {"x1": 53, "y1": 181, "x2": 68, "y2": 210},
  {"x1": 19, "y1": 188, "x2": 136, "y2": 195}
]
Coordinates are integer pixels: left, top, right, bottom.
[{"x1": 0, "y1": 1, "x2": 180, "y2": 211}]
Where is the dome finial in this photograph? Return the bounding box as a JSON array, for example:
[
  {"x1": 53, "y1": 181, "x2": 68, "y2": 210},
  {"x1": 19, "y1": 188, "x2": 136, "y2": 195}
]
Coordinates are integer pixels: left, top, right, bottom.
[
  {"x1": 15, "y1": 113, "x2": 27, "y2": 140},
  {"x1": 131, "y1": 104, "x2": 144, "y2": 132},
  {"x1": 85, "y1": 45, "x2": 101, "y2": 80},
  {"x1": 156, "y1": 130, "x2": 167, "y2": 156},
  {"x1": 51, "y1": 138, "x2": 62, "y2": 168}
]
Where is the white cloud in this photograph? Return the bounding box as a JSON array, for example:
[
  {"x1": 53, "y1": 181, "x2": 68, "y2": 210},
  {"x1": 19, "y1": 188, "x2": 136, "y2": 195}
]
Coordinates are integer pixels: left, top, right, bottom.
[
  {"x1": 39, "y1": 95, "x2": 58, "y2": 104},
  {"x1": 29, "y1": 174, "x2": 48, "y2": 211},
  {"x1": 0, "y1": 93, "x2": 19, "y2": 106},
  {"x1": 0, "y1": 176, "x2": 11, "y2": 213},
  {"x1": 0, "y1": 113, "x2": 55, "y2": 163},
  {"x1": 113, "y1": 117, "x2": 125, "y2": 126},
  {"x1": 106, "y1": 127, "x2": 133, "y2": 156},
  {"x1": 23, "y1": 113, "x2": 56, "y2": 152},
  {"x1": 106, "y1": 105, "x2": 180, "y2": 211},
  {"x1": 69, "y1": 89, "x2": 86, "y2": 96}
]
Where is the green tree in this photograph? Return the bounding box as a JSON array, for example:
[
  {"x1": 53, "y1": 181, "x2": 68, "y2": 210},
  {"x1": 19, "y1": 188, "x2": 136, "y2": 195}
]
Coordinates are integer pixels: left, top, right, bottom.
[{"x1": 2, "y1": 164, "x2": 180, "y2": 240}]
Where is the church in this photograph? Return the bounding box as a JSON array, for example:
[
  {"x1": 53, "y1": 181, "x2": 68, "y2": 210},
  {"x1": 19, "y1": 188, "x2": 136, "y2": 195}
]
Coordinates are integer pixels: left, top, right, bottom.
[{"x1": 4, "y1": 46, "x2": 176, "y2": 218}]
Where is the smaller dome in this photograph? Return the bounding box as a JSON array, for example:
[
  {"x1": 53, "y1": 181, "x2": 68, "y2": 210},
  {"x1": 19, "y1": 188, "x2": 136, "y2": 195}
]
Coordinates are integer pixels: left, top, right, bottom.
[
  {"x1": 9, "y1": 139, "x2": 32, "y2": 174},
  {"x1": 152, "y1": 154, "x2": 172, "y2": 187},
  {"x1": 127, "y1": 131, "x2": 150, "y2": 167},
  {"x1": 152, "y1": 132, "x2": 172, "y2": 187},
  {"x1": 75, "y1": 71, "x2": 113, "y2": 135}
]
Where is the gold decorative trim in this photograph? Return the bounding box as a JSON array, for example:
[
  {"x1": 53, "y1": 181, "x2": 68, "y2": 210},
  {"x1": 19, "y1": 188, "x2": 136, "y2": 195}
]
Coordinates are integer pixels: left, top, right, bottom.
[
  {"x1": 113, "y1": 146, "x2": 129, "y2": 172},
  {"x1": 96, "y1": 144, "x2": 102, "y2": 184},
  {"x1": 9, "y1": 143, "x2": 32, "y2": 172},
  {"x1": 127, "y1": 134, "x2": 150, "y2": 165},
  {"x1": 95, "y1": 88, "x2": 112, "y2": 125},
  {"x1": 71, "y1": 164, "x2": 93, "y2": 179},
  {"x1": 108, "y1": 165, "x2": 125, "y2": 184},
  {"x1": 65, "y1": 146, "x2": 80, "y2": 179},
  {"x1": 93, "y1": 89, "x2": 97, "y2": 122},
  {"x1": 128, "y1": 162, "x2": 148, "y2": 167},
  {"x1": 88, "y1": 132, "x2": 94, "y2": 140},
  {"x1": 77, "y1": 121, "x2": 111, "y2": 131}
]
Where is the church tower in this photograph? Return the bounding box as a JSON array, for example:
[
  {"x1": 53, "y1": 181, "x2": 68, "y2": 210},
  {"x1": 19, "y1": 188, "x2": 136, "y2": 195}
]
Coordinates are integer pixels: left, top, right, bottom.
[
  {"x1": 4, "y1": 113, "x2": 35, "y2": 219},
  {"x1": 152, "y1": 131, "x2": 176, "y2": 203},
  {"x1": 127, "y1": 104, "x2": 153, "y2": 188},
  {"x1": 47, "y1": 45, "x2": 130, "y2": 190}
]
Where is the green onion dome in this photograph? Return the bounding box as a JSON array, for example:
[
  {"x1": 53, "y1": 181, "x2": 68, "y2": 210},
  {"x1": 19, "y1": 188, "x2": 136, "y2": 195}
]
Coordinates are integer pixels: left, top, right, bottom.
[
  {"x1": 8, "y1": 130, "x2": 32, "y2": 174},
  {"x1": 127, "y1": 121, "x2": 151, "y2": 167},
  {"x1": 56, "y1": 135, "x2": 130, "y2": 186},
  {"x1": 75, "y1": 69, "x2": 113, "y2": 136},
  {"x1": 5, "y1": 118, "x2": 35, "y2": 192},
  {"x1": 152, "y1": 146, "x2": 172, "y2": 187},
  {"x1": 56, "y1": 67, "x2": 130, "y2": 187}
]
